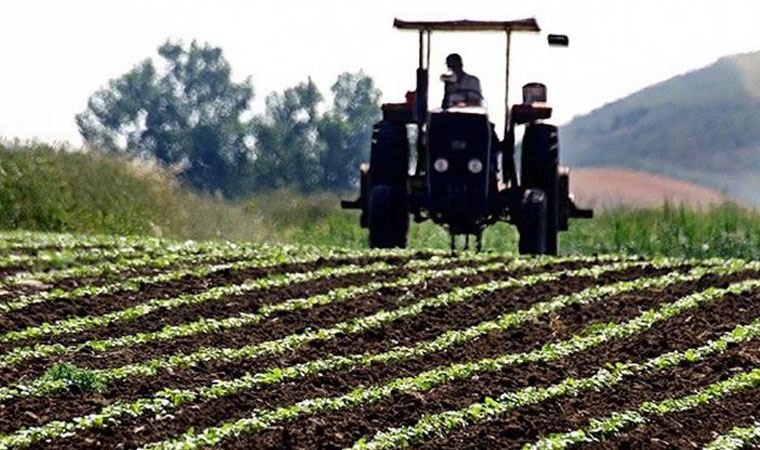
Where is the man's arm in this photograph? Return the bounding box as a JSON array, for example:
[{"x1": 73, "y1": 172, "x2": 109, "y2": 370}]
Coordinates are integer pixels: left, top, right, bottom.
[{"x1": 469, "y1": 75, "x2": 482, "y2": 99}]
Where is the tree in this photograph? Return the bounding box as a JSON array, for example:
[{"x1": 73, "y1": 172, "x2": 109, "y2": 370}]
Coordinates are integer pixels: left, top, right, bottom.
[
  {"x1": 249, "y1": 78, "x2": 324, "y2": 192},
  {"x1": 250, "y1": 72, "x2": 381, "y2": 192},
  {"x1": 77, "y1": 40, "x2": 253, "y2": 196},
  {"x1": 78, "y1": 38, "x2": 381, "y2": 196},
  {"x1": 317, "y1": 71, "x2": 381, "y2": 190}
]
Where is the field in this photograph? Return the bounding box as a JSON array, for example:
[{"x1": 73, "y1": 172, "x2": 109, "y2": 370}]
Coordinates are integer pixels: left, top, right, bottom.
[
  {"x1": 0, "y1": 231, "x2": 759, "y2": 449},
  {"x1": 569, "y1": 168, "x2": 728, "y2": 209}
]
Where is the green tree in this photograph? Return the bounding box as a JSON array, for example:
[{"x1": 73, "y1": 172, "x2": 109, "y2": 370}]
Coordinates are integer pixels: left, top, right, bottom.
[
  {"x1": 249, "y1": 78, "x2": 324, "y2": 192},
  {"x1": 318, "y1": 71, "x2": 381, "y2": 190},
  {"x1": 250, "y1": 72, "x2": 381, "y2": 192},
  {"x1": 77, "y1": 40, "x2": 253, "y2": 196}
]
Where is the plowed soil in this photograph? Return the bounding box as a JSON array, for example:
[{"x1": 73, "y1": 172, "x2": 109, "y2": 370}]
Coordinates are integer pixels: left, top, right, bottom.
[{"x1": 0, "y1": 241, "x2": 757, "y2": 450}]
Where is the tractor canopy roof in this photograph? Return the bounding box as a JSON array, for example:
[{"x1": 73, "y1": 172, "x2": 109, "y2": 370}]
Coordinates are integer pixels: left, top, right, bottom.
[{"x1": 393, "y1": 18, "x2": 540, "y2": 33}]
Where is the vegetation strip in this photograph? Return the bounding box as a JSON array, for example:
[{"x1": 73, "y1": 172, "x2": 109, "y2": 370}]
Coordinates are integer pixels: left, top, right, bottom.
[
  {"x1": 526, "y1": 366, "x2": 760, "y2": 449},
  {"x1": 0, "y1": 257, "x2": 452, "y2": 398},
  {"x1": 0, "y1": 255, "x2": 619, "y2": 372},
  {"x1": 0, "y1": 246, "x2": 282, "y2": 313},
  {"x1": 0, "y1": 232, "x2": 163, "y2": 252},
  {"x1": 0, "y1": 259, "x2": 397, "y2": 346},
  {"x1": 0, "y1": 245, "x2": 152, "y2": 272},
  {"x1": 0, "y1": 260, "x2": 664, "y2": 448},
  {"x1": 0, "y1": 239, "x2": 249, "y2": 289},
  {"x1": 703, "y1": 422, "x2": 760, "y2": 450},
  {"x1": 0, "y1": 256, "x2": 608, "y2": 400},
  {"x1": 347, "y1": 292, "x2": 760, "y2": 450},
  {"x1": 0, "y1": 243, "x2": 383, "y2": 315}
]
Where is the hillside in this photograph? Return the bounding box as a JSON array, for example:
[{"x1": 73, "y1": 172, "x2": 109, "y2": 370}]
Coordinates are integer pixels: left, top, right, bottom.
[
  {"x1": 561, "y1": 50, "x2": 760, "y2": 205},
  {"x1": 569, "y1": 168, "x2": 727, "y2": 209}
]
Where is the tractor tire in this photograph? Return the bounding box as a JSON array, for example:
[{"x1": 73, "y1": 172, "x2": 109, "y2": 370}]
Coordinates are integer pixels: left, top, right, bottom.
[
  {"x1": 518, "y1": 189, "x2": 548, "y2": 255},
  {"x1": 558, "y1": 169, "x2": 570, "y2": 231},
  {"x1": 369, "y1": 184, "x2": 409, "y2": 248},
  {"x1": 521, "y1": 124, "x2": 559, "y2": 255},
  {"x1": 369, "y1": 121, "x2": 409, "y2": 186}
]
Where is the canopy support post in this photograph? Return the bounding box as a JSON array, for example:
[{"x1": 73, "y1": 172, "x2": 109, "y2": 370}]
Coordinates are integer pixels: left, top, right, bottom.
[{"x1": 504, "y1": 30, "x2": 512, "y2": 139}]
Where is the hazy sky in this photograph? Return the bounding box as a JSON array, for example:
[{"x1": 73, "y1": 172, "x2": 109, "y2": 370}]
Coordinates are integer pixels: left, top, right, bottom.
[{"x1": 2, "y1": 0, "x2": 760, "y2": 144}]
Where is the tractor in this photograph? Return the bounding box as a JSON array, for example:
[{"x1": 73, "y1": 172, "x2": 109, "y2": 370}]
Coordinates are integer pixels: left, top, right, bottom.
[{"x1": 341, "y1": 18, "x2": 592, "y2": 254}]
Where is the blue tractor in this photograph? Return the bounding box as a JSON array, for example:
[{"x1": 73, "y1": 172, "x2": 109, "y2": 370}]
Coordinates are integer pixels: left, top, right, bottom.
[{"x1": 342, "y1": 18, "x2": 592, "y2": 254}]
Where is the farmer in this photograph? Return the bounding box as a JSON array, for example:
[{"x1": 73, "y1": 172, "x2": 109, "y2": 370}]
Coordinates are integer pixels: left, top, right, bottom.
[{"x1": 441, "y1": 53, "x2": 483, "y2": 108}]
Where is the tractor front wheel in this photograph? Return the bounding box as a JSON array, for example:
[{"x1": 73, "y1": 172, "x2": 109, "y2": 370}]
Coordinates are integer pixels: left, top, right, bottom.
[
  {"x1": 368, "y1": 184, "x2": 409, "y2": 248},
  {"x1": 518, "y1": 189, "x2": 548, "y2": 255}
]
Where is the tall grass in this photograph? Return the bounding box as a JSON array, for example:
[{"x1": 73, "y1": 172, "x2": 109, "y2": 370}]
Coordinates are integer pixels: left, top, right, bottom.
[
  {"x1": 0, "y1": 140, "x2": 263, "y2": 241},
  {"x1": 274, "y1": 199, "x2": 760, "y2": 259},
  {"x1": 1, "y1": 140, "x2": 758, "y2": 259},
  {"x1": 562, "y1": 202, "x2": 760, "y2": 259}
]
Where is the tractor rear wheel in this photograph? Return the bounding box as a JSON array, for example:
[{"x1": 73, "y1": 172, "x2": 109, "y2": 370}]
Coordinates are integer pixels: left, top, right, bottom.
[
  {"x1": 369, "y1": 184, "x2": 409, "y2": 248},
  {"x1": 518, "y1": 189, "x2": 548, "y2": 255},
  {"x1": 369, "y1": 121, "x2": 409, "y2": 186}
]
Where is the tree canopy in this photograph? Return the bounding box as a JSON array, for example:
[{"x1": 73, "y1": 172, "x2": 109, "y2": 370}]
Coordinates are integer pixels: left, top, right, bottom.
[{"x1": 78, "y1": 40, "x2": 381, "y2": 197}]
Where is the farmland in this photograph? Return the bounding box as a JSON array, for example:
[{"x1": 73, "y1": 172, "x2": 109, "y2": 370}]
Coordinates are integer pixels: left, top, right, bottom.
[{"x1": 0, "y1": 231, "x2": 758, "y2": 449}]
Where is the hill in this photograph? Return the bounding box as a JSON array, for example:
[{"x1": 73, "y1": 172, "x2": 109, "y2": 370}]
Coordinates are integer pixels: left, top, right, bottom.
[
  {"x1": 569, "y1": 168, "x2": 727, "y2": 209},
  {"x1": 560, "y1": 50, "x2": 760, "y2": 205}
]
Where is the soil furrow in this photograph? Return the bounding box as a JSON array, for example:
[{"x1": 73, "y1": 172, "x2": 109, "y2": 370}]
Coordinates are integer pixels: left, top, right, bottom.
[
  {"x1": 6, "y1": 264, "x2": 702, "y2": 448},
  {"x1": 0, "y1": 249, "x2": 266, "y2": 300},
  {"x1": 252, "y1": 265, "x2": 676, "y2": 374},
  {"x1": 0, "y1": 260, "x2": 594, "y2": 435},
  {"x1": 68, "y1": 258, "x2": 577, "y2": 370},
  {"x1": 0, "y1": 254, "x2": 411, "y2": 345},
  {"x1": 189, "y1": 287, "x2": 760, "y2": 450},
  {"x1": 0, "y1": 259, "x2": 425, "y2": 384},
  {"x1": 419, "y1": 338, "x2": 760, "y2": 449},
  {"x1": 583, "y1": 385, "x2": 760, "y2": 450}
]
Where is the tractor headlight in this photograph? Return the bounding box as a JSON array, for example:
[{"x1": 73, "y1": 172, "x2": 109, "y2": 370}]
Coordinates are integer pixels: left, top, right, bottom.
[
  {"x1": 433, "y1": 158, "x2": 449, "y2": 173},
  {"x1": 467, "y1": 158, "x2": 483, "y2": 174}
]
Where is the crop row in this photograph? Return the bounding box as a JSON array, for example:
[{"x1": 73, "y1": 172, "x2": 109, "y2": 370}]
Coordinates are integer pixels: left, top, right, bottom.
[
  {"x1": 0, "y1": 231, "x2": 167, "y2": 252},
  {"x1": 0, "y1": 232, "x2": 213, "y2": 274},
  {"x1": 0, "y1": 242, "x2": 399, "y2": 315},
  {"x1": 0, "y1": 244, "x2": 276, "y2": 312},
  {"x1": 0, "y1": 254, "x2": 604, "y2": 400},
  {"x1": 352, "y1": 305, "x2": 760, "y2": 450},
  {"x1": 0, "y1": 254, "x2": 624, "y2": 372},
  {"x1": 0, "y1": 239, "x2": 257, "y2": 290},
  {"x1": 703, "y1": 422, "x2": 760, "y2": 450},
  {"x1": 0, "y1": 256, "x2": 456, "y2": 400},
  {"x1": 0, "y1": 244, "x2": 158, "y2": 271},
  {"x1": 0, "y1": 258, "x2": 398, "y2": 367},
  {"x1": 76, "y1": 259, "x2": 634, "y2": 377},
  {"x1": 526, "y1": 362, "x2": 760, "y2": 449},
  {"x1": 142, "y1": 268, "x2": 760, "y2": 450},
  {"x1": 0, "y1": 259, "x2": 690, "y2": 448},
  {"x1": 2, "y1": 260, "x2": 396, "y2": 343}
]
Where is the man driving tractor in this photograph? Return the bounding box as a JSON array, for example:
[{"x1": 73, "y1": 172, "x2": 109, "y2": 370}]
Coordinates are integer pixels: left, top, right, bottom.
[{"x1": 441, "y1": 53, "x2": 483, "y2": 108}]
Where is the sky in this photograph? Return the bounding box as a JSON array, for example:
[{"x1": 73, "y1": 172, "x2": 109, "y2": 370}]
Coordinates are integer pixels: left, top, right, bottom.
[{"x1": 2, "y1": 0, "x2": 760, "y2": 144}]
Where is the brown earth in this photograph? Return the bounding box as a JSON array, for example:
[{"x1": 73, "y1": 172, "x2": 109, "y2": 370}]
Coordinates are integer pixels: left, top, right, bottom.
[
  {"x1": 570, "y1": 167, "x2": 729, "y2": 209},
  {"x1": 1, "y1": 248, "x2": 758, "y2": 450}
]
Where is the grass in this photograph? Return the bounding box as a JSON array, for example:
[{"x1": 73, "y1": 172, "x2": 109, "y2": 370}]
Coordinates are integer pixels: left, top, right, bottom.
[
  {"x1": 0, "y1": 140, "x2": 265, "y2": 241},
  {"x1": 253, "y1": 192, "x2": 760, "y2": 259},
  {"x1": 2, "y1": 139, "x2": 759, "y2": 258}
]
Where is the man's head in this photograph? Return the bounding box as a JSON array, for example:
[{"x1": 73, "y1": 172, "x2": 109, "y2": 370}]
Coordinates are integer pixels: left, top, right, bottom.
[{"x1": 445, "y1": 53, "x2": 463, "y2": 74}]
